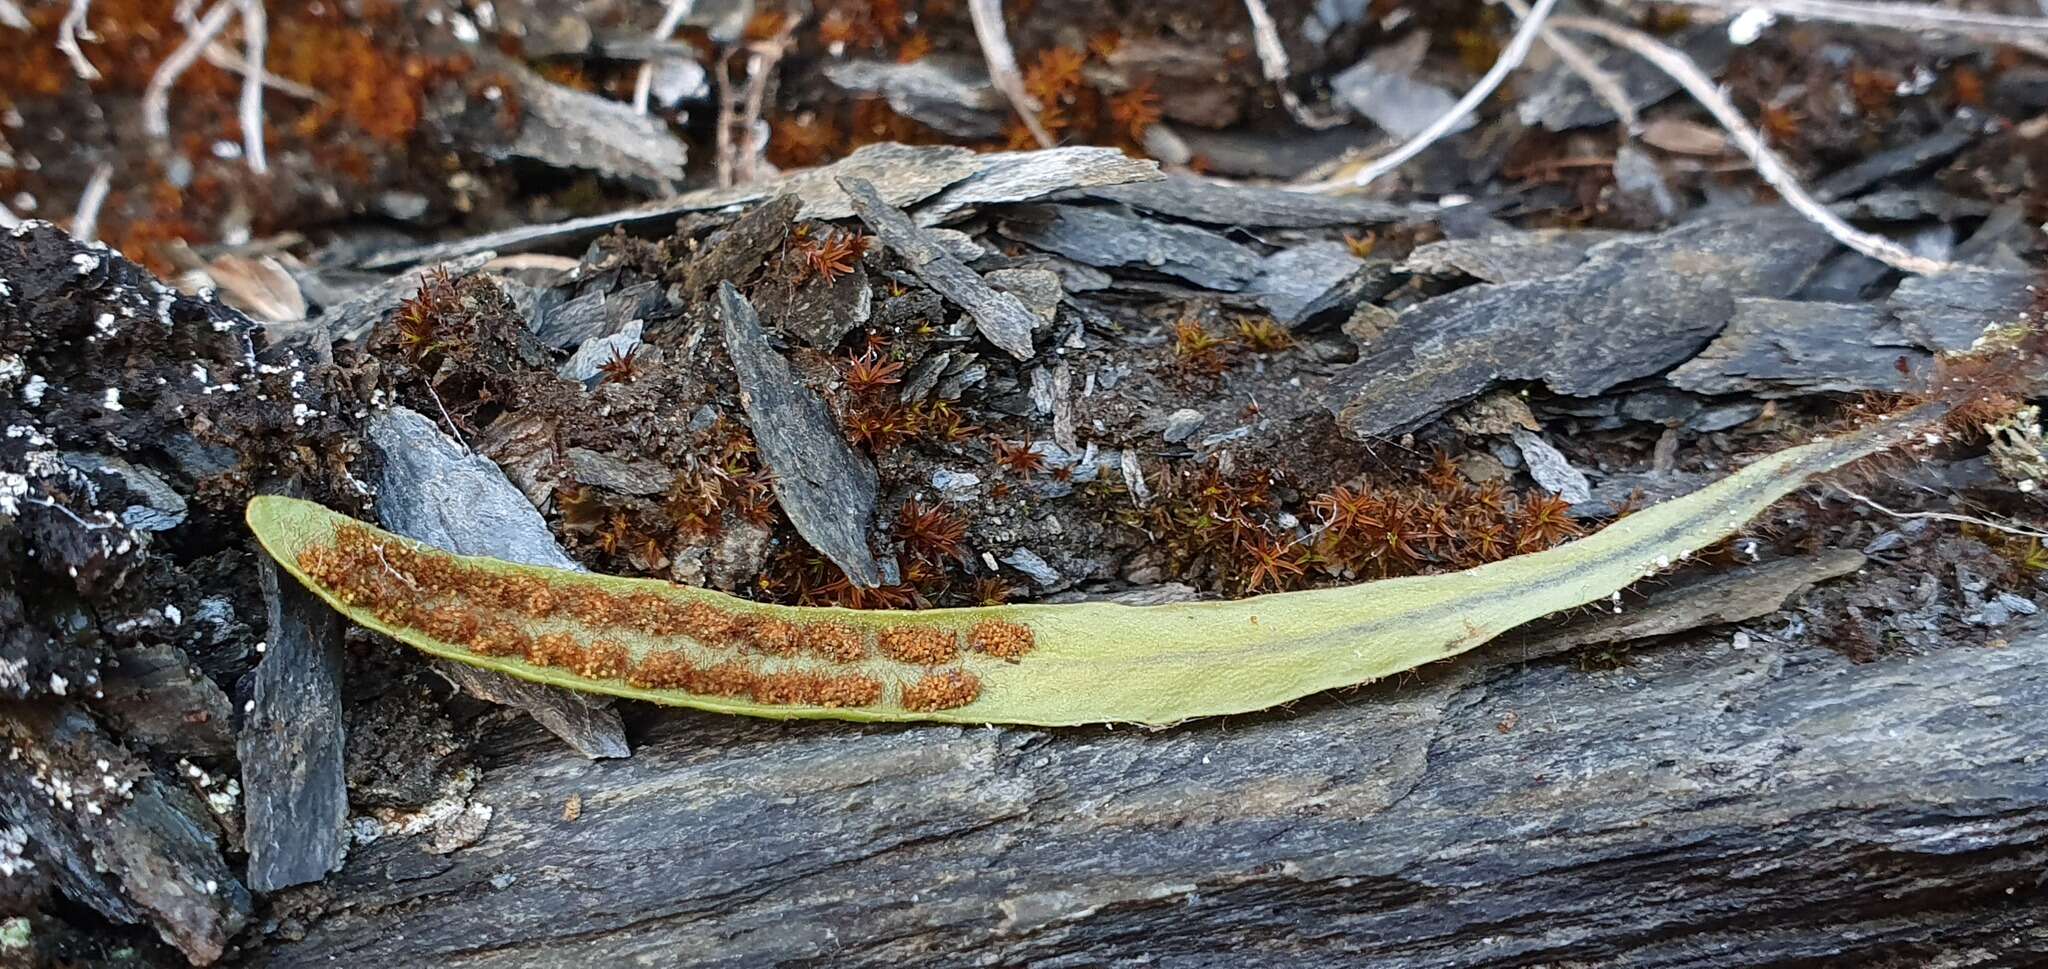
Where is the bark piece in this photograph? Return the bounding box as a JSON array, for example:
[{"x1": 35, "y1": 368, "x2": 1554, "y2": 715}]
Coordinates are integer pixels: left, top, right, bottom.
[
  {"x1": 251, "y1": 624, "x2": 2048, "y2": 967},
  {"x1": 679, "y1": 194, "x2": 800, "y2": 299},
  {"x1": 564, "y1": 447, "x2": 670, "y2": 496},
  {"x1": 0, "y1": 706, "x2": 250, "y2": 964},
  {"x1": 95, "y1": 643, "x2": 236, "y2": 756},
  {"x1": 998, "y1": 204, "x2": 1264, "y2": 292},
  {"x1": 716, "y1": 284, "x2": 882, "y2": 587},
  {"x1": 1325, "y1": 207, "x2": 1838, "y2": 439},
  {"x1": 239, "y1": 552, "x2": 349, "y2": 891},
  {"x1": 841, "y1": 175, "x2": 1039, "y2": 360},
  {"x1": 483, "y1": 67, "x2": 688, "y2": 191},
  {"x1": 366, "y1": 408, "x2": 630, "y2": 759},
  {"x1": 1813, "y1": 115, "x2": 1982, "y2": 202}
]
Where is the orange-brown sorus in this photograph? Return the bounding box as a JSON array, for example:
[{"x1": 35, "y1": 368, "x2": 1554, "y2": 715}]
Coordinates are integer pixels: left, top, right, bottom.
[
  {"x1": 802, "y1": 623, "x2": 869, "y2": 662},
  {"x1": 627, "y1": 651, "x2": 698, "y2": 689},
  {"x1": 969, "y1": 620, "x2": 1035, "y2": 661},
  {"x1": 577, "y1": 640, "x2": 632, "y2": 680},
  {"x1": 472, "y1": 622, "x2": 533, "y2": 659},
  {"x1": 682, "y1": 661, "x2": 759, "y2": 698},
  {"x1": 746, "y1": 616, "x2": 803, "y2": 655},
  {"x1": 877, "y1": 626, "x2": 960, "y2": 665},
  {"x1": 900, "y1": 670, "x2": 983, "y2": 712},
  {"x1": 526, "y1": 632, "x2": 583, "y2": 668}
]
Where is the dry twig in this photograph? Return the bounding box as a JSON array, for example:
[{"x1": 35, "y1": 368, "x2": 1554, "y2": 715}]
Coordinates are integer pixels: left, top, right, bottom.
[
  {"x1": 967, "y1": 0, "x2": 1052, "y2": 148},
  {"x1": 632, "y1": 0, "x2": 696, "y2": 115},
  {"x1": 1501, "y1": 0, "x2": 1638, "y2": 131},
  {"x1": 144, "y1": 1, "x2": 238, "y2": 141},
  {"x1": 1242, "y1": 0, "x2": 1347, "y2": 129},
  {"x1": 1832, "y1": 486, "x2": 2048, "y2": 541},
  {"x1": 1624, "y1": 0, "x2": 2048, "y2": 44},
  {"x1": 1300, "y1": 0, "x2": 1562, "y2": 192},
  {"x1": 56, "y1": 0, "x2": 98, "y2": 80},
  {"x1": 235, "y1": 0, "x2": 268, "y2": 175},
  {"x1": 713, "y1": 16, "x2": 797, "y2": 186},
  {"x1": 1552, "y1": 14, "x2": 1954, "y2": 275},
  {"x1": 69, "y1": 162, "x2": 111, "y2": 242}
]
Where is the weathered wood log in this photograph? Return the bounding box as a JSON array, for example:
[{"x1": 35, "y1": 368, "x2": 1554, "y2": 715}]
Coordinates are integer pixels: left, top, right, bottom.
[{"x1": 250, "y1": 621, "x2": 2048, "y2": 967}]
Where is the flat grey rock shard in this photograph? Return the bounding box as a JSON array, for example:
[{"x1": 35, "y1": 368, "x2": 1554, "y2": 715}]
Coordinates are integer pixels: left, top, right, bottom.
[
  {"x1": 1326, "y1": 207, "x2": 1840, "y2": 439},
  {"x1": 493, "y1": 67, "x2": 689, "y2": 190},
  {"x1": 822, "y1": 55, "x2": 1006, "y2": 138},
  {"x1": 366, "y1": 407, "x2": 631, "y2": 759},
  {"x1": 840, "y1": 175, "x2": 1039, "y2": 360},
  {"x1": 1889, "y1": 267, "x2": 2033, "y2": 352},
  {"x1": 1399, "y1": 230, "x2": 1644, "y2": 284},
  {"x1": 1245, "y1": 242, "x2": 1366, "y2": 326},
  {"x1": 241, "y1": 547, "x2": 349, "y2": 892},
  {"x1": 1333, "y1": 36, "x2": 1469, "y2": 140},
  {"x1": 717, "y1": 283, "x2": 883, "y2": 587},
  {"x1": 1669, "y1": 299, "x2": 1929, "y2": 398},
  {"x1": 998, "y1": 204, "x2": 1264, "y2": 291},
  {"x1": 1081, "y1": 174, "x2": 1428, "y2": 227},
  {"x1": 916, "y1": 147, "x2": 1162, "y2": 223}
]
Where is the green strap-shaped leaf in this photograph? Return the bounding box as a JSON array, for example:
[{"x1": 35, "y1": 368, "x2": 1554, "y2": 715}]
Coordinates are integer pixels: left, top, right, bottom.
[{"x1": 246, "y1": 416, "x2": 1915, "y2": 726}]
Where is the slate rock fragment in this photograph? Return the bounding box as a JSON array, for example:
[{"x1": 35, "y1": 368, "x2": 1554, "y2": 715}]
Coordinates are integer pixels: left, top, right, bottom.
[
  {"x1": 96, "y1": 644, "x2": 236, "y2": 756},
  {"x1": 366, "y1": 407, "x2": 631, "y2": 760},
  {"x1": 916, "y1": 147, "x2": 1161, "y2": 223},
  {"x1": 717, "y1": 284, "x2": 883, "y2": 587},
  {"x1": 822, "y1": 56, "x2": 1005, "y2": 138},
  {"x1": 1813, "y1": 114, "x2": 1983, "y2": 202},
  {"x1": 1519, "y1": 26, "x2": 1731, "y2": 131},
  {"x1": 1332, "y1": 32, "x2": 1468, "y2": 140},
  {"x1": 998, "y1": 204, "x2": 1263, "y2": 291},
  {"x1": 239, "y1": 548, "x2": 349, "y2": 892},
  {"x1": 1245, "y1": 242, "x2": 1366, "y2": 326},
  {"x1": 1513, "y1": 551, "x2": 1868, "y2": 662},
  {"x1": 1325, "y1": 207, "x2": 1838, "y2": 438},
  {"x1": 1399, "y1": 230, "x2": 1642, "y2": 284},
  {"x1": 468, "y1": 65, "x2": 688, "y2": 191},
  {"x1": 1669, "y1": 299, "x2": 1929, "y2": 397},
  {"x1": 840, "y1": 175, "x2": 1040, "y2": 360},
  {"x1": 0, "y1": 705, "x2": 251, "y2": 964},
  {"x1": 1888, "y1": 267, "x2": 2034, "y2": 353},
  {"x1": 1082, "y1": 174, "x2": 1426, "y2": 227}
]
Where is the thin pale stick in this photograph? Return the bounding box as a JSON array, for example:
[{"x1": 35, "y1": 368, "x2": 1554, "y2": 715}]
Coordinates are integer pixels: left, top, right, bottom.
[
  {"x1": 144, "y1": 0, "x2": 236, "y2": 141},
  {"x1": 1551, "y1": 14, "x2": 1954, "y2": 275},
  {"x1": 70, "y1": 163, "x2": 112, "y2": 242},
  {"x1": 632, "y1": 0, "x2": 696, "y2": 114},
  {"x1": 236, "y1": 0, "x2": 268, "y2": 174},
  {"x1": 968, "y1": 0, "x2": 1052, "y2": 148},
  {"x1": 56, "y1": 0, "x2": 99, "y2": 80},
  {"x1": 1833, "y1": 486, "x2": 2048, "y2": 541},
  {"x1": 1242, "y1": 0, "x2": 1346, "y2": 129},
  {"x1": 1502, "y1": 0, "x2": 1638, "y2": 130},
  {"x1": 1630, "y1": 0, "x2": 2048, "y2": 43},
  {"x1": 1299, "y1": 0, "x2": 1561, "y2": 192}
]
